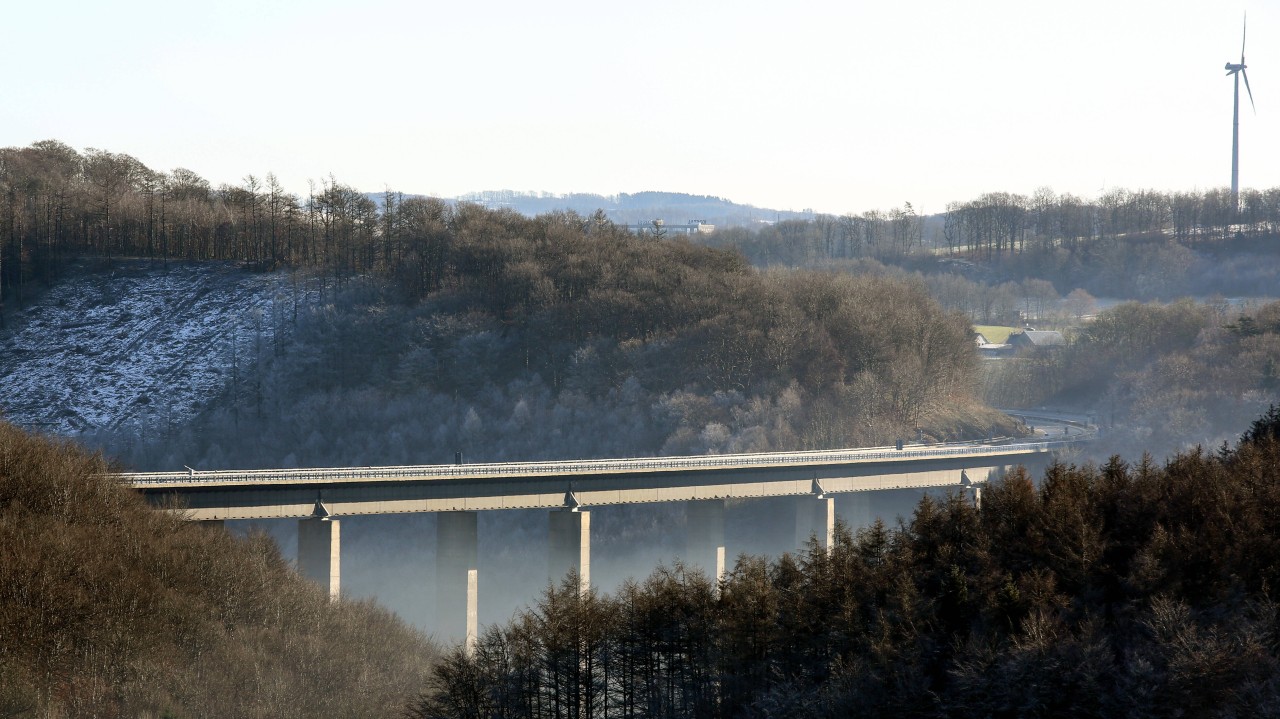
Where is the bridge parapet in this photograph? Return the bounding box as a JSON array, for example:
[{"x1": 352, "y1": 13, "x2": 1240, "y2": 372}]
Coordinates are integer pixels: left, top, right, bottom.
[
  {"x1": 119, "y1": 437, "x2": 1089, "y2": 489},
  {"x1": 118, "y1": 436, "x2": 1091, "y2": 522}
]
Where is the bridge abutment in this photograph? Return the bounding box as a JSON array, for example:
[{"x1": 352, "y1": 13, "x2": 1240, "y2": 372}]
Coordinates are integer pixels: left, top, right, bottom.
[
  {"x1": 297, "y1": 517, "x2": 340, "y2": 601},
  {"x1": 686, "y1": 499, "x2": 726, "y2": 584},
  {"x1": 549, "y1": 510, "x2": 590, "y2": 595},
  {"x1": 437, "y1": 511, "x2": 479, "y2": 653}
]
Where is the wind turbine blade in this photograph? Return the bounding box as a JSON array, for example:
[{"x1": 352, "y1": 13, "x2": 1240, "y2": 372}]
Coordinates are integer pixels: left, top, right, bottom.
[
  {"x1": 1242, "y1": 12, "x2": 1248, "y2": 63},
  {"x1": 1243, "y1": 68, "x2": 1256, "y2": 112}
]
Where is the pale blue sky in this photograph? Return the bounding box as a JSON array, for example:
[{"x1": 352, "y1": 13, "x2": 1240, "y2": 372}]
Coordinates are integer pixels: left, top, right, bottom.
[{"x1": 3, "y1": 0, "x2": 1275, "y2": 215}]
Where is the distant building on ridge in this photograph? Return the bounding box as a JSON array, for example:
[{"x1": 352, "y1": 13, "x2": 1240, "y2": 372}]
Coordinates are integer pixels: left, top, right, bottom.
[{"x1": 625, "y1": 219, "x2": 715, "y2": 236}]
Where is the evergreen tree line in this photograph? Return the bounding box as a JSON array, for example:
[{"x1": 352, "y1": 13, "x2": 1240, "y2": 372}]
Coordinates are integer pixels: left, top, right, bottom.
[{"x1": 411, "y1": 413, "x2": 1280, "y2": 718}]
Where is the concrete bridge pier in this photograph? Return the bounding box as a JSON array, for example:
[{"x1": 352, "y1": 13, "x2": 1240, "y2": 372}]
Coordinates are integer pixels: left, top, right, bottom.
[
  {"x1": 549, "y1": 508, "x2": 591, "y2": 595},
  {"x1": 686, "y1": 499, "x2": 726, "y2": 584},
  {"x1": 437, "y1": 511, "x2": 479, "y2": 653},
  {"x1": 795, "y1": 492, "x2": 835, "y2": 554},
  {"x1": 298, "y1": 515, "x2": 340, "y2": 601},
  {"x1": 843, "y1": 492, "x2": 873, "y2": 533},
  {"x1": 961, "y1": 467, "x2": 988, "y2": 510}
]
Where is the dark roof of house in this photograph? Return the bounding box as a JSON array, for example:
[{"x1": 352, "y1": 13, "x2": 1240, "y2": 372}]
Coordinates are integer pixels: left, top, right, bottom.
[{"x1": 1010, "y1": 330, "x2": 1065, "y2": 347}]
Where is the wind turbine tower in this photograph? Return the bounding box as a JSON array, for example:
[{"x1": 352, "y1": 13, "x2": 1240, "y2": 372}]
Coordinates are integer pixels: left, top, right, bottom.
[{"x1": 1226, "y1": 14, "x2": 1255, "y2": 202}]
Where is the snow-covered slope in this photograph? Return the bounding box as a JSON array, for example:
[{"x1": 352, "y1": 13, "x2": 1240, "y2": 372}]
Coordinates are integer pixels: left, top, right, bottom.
[{"x1": 0, "y1": 261, "x2": 287, "y2": 436}]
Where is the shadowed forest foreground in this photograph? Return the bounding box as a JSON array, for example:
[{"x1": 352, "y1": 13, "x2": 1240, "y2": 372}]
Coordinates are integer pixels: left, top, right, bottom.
[
  {"x1": 0, "y1": 422, "x2": 436, "y2": 718},
  {"x1": 411, "y1": 409, "x2": 1280, "y2": 719},
  {"x1": 6, "y1": 404, "x2": 1280, "y2": 717}
]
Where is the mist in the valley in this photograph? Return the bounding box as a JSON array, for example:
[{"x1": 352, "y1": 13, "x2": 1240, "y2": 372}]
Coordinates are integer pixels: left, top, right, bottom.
[{"x1": 228, "y1": 489, "x2": 949, "y2": 642}]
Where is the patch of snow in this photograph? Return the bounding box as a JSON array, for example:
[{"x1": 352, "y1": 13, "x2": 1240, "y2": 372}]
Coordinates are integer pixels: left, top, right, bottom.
[{"x1": 0, "y1": 261, "x2": 289, "y2": 436}]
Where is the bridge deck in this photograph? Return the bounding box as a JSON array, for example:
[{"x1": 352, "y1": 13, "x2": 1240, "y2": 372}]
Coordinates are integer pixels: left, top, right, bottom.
[
  {"x1": 122, "y1": 438, "x2": 1077, "y2": 488},
  {"x1": 120, "y1": 438, "x2": 1083, "y2": 521}
]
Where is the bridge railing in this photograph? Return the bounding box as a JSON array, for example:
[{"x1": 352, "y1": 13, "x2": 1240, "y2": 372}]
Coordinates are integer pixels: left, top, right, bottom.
[{"x1": 119, "y1": 433, "x2": 1092, "y2": 486}]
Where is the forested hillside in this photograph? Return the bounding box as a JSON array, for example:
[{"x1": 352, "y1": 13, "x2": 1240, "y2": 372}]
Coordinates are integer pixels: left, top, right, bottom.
[
  {"x1": 985, "y1": 299, "x2": 1280, "y2": 455},
  {"x1": 0, "y1": 143, "x2": 994, "y2": 469},
  {"x1": 97, "y1": 237, "x2": 989, "y2": 472},
  {"x1": 0, "y1": 421, "x2": 435, "y2": 717},
  {"x1": 711, "y1": 188, "x2": 1280, "y2": 301},
  {"x1": 411, "y1": 410, "x2": 1280, "y2": 719},
  {"x1": 15, "y1": 136, "x2": 1277, "y2": 465}
]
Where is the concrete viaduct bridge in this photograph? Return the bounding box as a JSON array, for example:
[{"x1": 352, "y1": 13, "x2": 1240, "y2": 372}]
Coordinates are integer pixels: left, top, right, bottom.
[{"x1": 120, "y1": 437, "x2": 1083, "y2": 647}]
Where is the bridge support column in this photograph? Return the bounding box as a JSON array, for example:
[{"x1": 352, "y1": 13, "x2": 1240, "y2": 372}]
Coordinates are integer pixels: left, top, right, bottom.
[
  {"x1": 844, "y1": 492, "x2": 873, "y2": 533},
  {"x1": 437, "y1": 512, "x2": 479, "y2": 654},
  {"x1": 298, "y1": 517, "x2": 340, "y2": 601},
  {"x1": 961, "y1": 467, "x2": 987, "y2": 511},
  {"x1": 549, "y1": 510, "x2": 590, "y2": 595},
  {"x1": 686, "y1": 500, "x2": 726, "y2": 585},
  {"x1": 795, "y1": 495, "x2": 834, "y2": 553}
]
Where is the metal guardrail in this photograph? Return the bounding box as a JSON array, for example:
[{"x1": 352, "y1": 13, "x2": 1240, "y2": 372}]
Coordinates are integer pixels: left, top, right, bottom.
[
  {"x1": 119, "y1": 434, "x2": 1093, "y2": 487},
  {"x1": 996, "y1": 408, "x2": 1095, "y2": 428}
]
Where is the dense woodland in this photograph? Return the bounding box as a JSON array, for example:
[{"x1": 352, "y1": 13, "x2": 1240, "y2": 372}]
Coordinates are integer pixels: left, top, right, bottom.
[
  {"x1": 0, "y1": 141, "x2": 990, "y2": 470},
  {"x1": 11, "y1": 138, "x2": 1278, "y2": 468},
  {"x1": 0, "y1": 421, "x2": 435, "y2": 717},
  {"x1": 708, "y1": 192, "x2": 1280, "y2": 302},
  {"x1": 411, "y1": 411, "x2": 1280, "y2": 719},
  {"x1": 100, "y1": 249, "x2": 992, "y2": 472}
]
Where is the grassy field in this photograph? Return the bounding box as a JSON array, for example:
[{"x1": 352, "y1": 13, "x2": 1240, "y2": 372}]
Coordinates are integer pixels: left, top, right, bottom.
[{"x1": 972, "y1": 325, "x2": 1020, "y2": 344}]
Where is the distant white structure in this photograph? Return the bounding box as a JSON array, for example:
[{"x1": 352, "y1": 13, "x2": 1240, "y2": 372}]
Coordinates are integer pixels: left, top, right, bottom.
[{"x1": 625, "y1": 219, "x2": 715, "y2": 236}]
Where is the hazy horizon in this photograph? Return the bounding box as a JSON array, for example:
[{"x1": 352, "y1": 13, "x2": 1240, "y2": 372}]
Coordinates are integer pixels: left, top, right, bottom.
[{"x1": 5, "y1": 0, "x2": 1277, "y2": 216}]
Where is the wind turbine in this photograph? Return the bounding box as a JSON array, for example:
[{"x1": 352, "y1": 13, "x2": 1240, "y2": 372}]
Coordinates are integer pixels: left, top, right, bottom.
[{"x1": 1226, "y1": 13, "x2": 1255, "y2": 202}]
